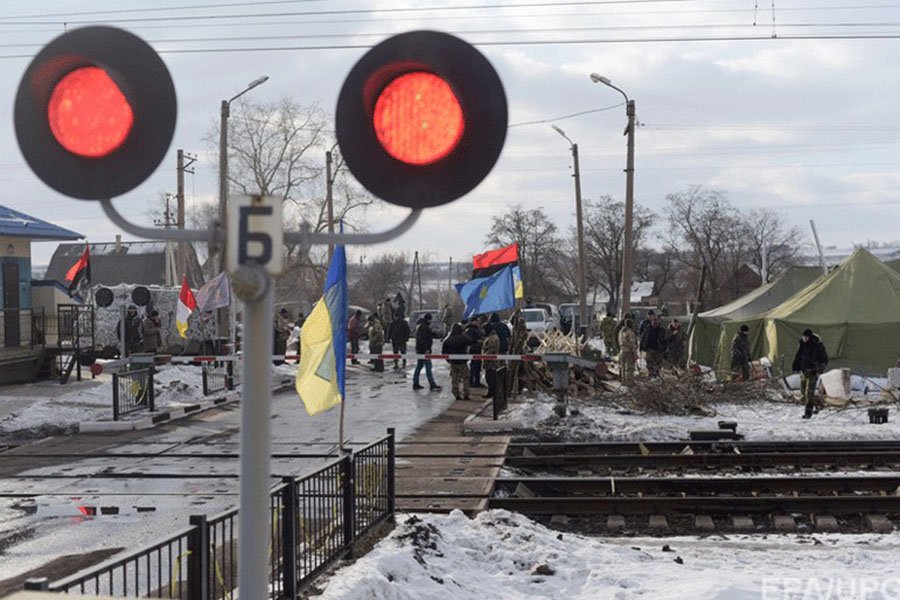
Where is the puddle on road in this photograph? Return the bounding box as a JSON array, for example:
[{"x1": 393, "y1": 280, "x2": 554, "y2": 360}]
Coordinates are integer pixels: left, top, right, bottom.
[{"x1": 14, "y1": 498, "x2": 157, "y2": 519}]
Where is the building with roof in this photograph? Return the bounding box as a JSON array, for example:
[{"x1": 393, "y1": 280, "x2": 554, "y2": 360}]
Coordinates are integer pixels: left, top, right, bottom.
[
  {"x1": 45, "y1": 239, "x2": 205, "y2": 289},
  {"x1": 0, "y1": 205, "x2": 82, "y2": 382}
]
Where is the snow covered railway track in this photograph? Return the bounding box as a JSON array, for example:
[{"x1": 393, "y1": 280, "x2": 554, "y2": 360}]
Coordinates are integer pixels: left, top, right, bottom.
[{"x1": 489, "y1": 440, "x2": 900, "y2": 534}]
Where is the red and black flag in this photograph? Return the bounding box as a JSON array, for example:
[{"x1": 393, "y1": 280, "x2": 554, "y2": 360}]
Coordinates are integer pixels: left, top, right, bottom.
[
  {"x1": 472, "y1": 242, "x2": 518, "y2": 278},
  {"x1": 473, "y1": 242, "x2": 523, "y2": 299},
  {"x1": 65, "y1": 243, "x2": 91, "y2": 293}
]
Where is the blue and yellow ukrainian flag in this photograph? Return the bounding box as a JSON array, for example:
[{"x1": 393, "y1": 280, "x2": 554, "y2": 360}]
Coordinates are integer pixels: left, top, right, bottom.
[
  {"x1": 455, "y1": 264, "x2": 516, "y2": 319},
  {"x1": 296, "y1": 243, "x2": 347, "y2": 415}
]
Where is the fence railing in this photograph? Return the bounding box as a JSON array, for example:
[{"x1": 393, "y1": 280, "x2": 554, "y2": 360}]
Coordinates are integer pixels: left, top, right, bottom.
[
  {"x1": 201, "y1": 360, "x2": 234, "y2": 396},
  {"x1": 112, "y1": 367, "x2": 155, "y2": 420},
  {"x1": 28, "y1": 430, "x2": 396, "y2": 599},
  {"x1": 0, "y1": 307, "x2": 44, "y2": 349}
]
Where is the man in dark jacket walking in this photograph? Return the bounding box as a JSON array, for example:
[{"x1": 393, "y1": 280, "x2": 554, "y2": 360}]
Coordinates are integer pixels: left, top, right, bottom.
[
  {"x1": 639, "y1": 314, "x2": 667, "y2": 377},
  {"x1": 413, "y1": 314, "x2": 441, "y2": 391},
  {"x1": 387, "y1": 314, "x2": 410, "y2": 370},
  {"x1": 793, "y1": 328, "x2": 828, "y2": 419},
  {"x1": 442, "y1": 323, "x2": 471, "y2": 400}
]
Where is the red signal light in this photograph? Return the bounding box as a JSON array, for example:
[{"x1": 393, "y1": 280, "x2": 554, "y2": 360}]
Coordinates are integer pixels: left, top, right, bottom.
[
  {"x1": 15, "y1": 26, "x2": 177, "y2": 200},
  {"x1": 336, "y1": 31, "x2": 507, "y2": 209},
  {"x1": 48, "y1": 66, "x2": 134, "y2": 158},
  {"x1": 373, "y1": 71, "x2": 464, "y2": 166}
]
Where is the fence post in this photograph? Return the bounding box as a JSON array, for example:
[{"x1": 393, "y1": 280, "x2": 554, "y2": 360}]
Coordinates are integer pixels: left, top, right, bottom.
[
  {"x1": 387, "y1": 428, "x2": 396, "y2": 518},
  {"x1": 281, "y1": 477, "x2": 298, "y2": 599},
  {"x1": 201, "y1": 366, "x2": 209, "y2": 397},
  {"x1": 187, "y1": 514, "x2": 209, "y2": 600},
  {"x1": 148, "y1": 367, "x2": 155, "y2": 412},
  {"x1": 112, "y1": 372, "x2": 120, "y2": 421},
  {"x1": 226, "y1": 360, "x2": 234, "y2": 390},
  {"x1": 341, "y1": 451, "x2": 354, "y2": 560}
]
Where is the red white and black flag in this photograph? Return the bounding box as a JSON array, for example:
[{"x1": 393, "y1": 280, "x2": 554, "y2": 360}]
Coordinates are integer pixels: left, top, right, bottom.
[{"x1": 65, "y1": 243, "x2": 91, "y2": 293}]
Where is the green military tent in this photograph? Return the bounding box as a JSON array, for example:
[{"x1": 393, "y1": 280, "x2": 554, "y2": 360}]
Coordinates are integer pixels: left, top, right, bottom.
[
  {"x1": 688, "y1": 265, "x2": 822, "y2": 367},
  {"x1": 714, "y1": 249, "x2": 900, "y2": 376},
  {"x1": 886, "y1": 256, "x2": 900, "y2": 274}
]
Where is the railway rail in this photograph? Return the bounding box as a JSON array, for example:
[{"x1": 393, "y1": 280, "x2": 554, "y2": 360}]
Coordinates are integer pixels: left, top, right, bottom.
[{"x1": 490, "y1": 440, "x2": 900, "y2": 533}]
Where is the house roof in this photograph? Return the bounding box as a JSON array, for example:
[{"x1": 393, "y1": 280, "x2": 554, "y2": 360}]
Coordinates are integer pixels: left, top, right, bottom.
[
  {"x1": 0, "y1": 205, "x2": 82, "y2": 241},
  {"x1": 44, "y1": 241, "x2": 205, "y2": 288}
]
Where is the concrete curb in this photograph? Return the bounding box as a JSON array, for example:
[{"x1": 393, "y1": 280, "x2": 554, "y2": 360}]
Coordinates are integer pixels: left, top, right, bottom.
[{"x1": 76, "y1": 378, "x2": 293, "y2": 433}]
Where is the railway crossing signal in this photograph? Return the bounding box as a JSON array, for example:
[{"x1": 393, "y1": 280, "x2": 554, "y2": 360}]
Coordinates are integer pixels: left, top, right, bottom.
[
  {"x1": 14, "y1": 26, "x2": 177, "y2": 200},
  {"x1": 336, "y1": 30, "x2": 508, "y2": 209}
]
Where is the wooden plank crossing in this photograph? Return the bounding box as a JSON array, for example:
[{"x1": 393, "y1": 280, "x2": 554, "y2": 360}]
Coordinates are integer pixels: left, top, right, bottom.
[{"x1": 394, "y1": 398, "x2": 509, "y2": 515}]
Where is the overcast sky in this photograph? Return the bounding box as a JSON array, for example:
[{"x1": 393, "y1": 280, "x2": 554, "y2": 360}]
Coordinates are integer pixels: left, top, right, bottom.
[{"x1": 3, "y1": 0, "x2": 900, "y2": 270}]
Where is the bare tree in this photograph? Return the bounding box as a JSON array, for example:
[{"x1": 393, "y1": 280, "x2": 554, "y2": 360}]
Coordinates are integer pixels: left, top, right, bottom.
[
  {"x1": 580, "y1": 196, "x2": 655, "y2": 314},
  {"x1": 665, "y1": 185, "x2": 747, "y2": 307},
  {"x1": 746, "y1": 207, "x2": 806, "y2": 281},
  {"x1": 634, "y1": 248, "x2": 681, "y2": 308},
  {"x1": 349, "y1": 252, "x2": 411, "y2": 309},
  {"x1": 486, "y1": 205, "x2": 562, "y2": 301}
]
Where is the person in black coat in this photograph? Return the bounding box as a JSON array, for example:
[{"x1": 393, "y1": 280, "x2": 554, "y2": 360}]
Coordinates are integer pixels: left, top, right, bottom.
[
  {"x1": 792, "y1": 328, "x2": 829, "y2": 419},
  {"x1": 639, "y1": 315, "x2": 667, "y2": 377},
  {"x1": 465, "y1": 320, "x2": 485, "y2": 387},
  {"x1": 387, "y1": 314, "x2": 410, "y2": 370},
  {"x1": 412, "y1": 314, "x2": 441, "y2": 391},
  {"x1": 442, "y1": 323, "x2": 471, "y2": 400},
  {"x1": 489, "y1": 312, "x2": 510, "y2": 352}
]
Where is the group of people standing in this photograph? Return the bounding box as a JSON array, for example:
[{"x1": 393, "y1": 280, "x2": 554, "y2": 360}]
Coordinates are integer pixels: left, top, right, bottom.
[
  {"x1": 598, "y1": 309, "x2": 686, "y2": 386},
  {"x1": 116, "y1": 305, "x2": 162, "y2": 356}
]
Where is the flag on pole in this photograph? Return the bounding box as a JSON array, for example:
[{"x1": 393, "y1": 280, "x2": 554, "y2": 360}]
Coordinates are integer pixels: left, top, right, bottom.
[
  {"x1": 473, "y1": 242, "x2": 523, "y2": 299},
  {"x1": 472, "y1": 242, "x2": 518, "y2": 277},
  {"x1": 65, "y1": 243, "x2": 91, "y2": 293},
  {"x1": 296, "y1": 241, "x2": 347, "y2": 416},
  {"x1": 455, "y1": 264, "x2": 516, "y2": 319},
  {"x1": 175, "y1": 275, "x2": 197, "y2": 339},
  {"x1": 196, "y1": 271, "x2": 231, "y2": 312}
]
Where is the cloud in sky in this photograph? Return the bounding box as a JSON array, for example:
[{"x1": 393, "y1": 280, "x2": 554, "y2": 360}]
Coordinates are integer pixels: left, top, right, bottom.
[{"x1": 1, "y1": 0, "x2": 899, "y2": 269}]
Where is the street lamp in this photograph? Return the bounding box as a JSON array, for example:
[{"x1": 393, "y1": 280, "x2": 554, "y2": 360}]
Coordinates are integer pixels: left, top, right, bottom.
[
  {"x1": 218, "y1": 75, "x2": 270, "y2": 268},
  {"x1": 551, "y1": 125, "x2": 588, "y2": 337},
  {"x1": 217, "y1": 76, "x2": 268, "y2": 347},
  {"x1": 590, "y1": 72, "x2": 635, "y2": 318}
]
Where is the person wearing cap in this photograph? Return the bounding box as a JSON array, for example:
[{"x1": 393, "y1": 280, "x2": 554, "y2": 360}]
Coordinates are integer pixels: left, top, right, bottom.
[
  {"x1": 347, "y1": 309, "x2": 362, "y2": 365},
  {"x1": 640, "y1": 313, "x2": 667, "y2": 378},
  {"x1": 116, "y1": 305, "x2": 143, "y2": 357},
  {"x1": 441, "y1": 323, "x2": 471, "y2": 401},
  {"x1": 731, "y1": 324, "x2": 752, "y2": 381},
  {"x1": 412, "y1": 313, "x2": 441, "y2": 391},
  {"x1": 665, "y1": 318, "x2": 685, "y2": 370},
  {"x1": 367, "y1": 314, "x2": 385, "y2": 372},
  {"x1": 599, "y1": 311, "x2": 618, "y2": 356},
  {"x1": 618, "y1": 318, "x2": 638, "y2": 386},
  {"x1": 142, "y1": 309, "x2": 162, "y2": 353},
  {"x1": 792, "y1": 328, "x2": 829, "y2": 419}
]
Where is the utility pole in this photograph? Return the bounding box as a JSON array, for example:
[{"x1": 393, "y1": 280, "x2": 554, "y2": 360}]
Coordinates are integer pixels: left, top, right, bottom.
[
  {"x1": 154, "y1": 194, "x2": 177, "y2": 287},
  {"x1": 571, "y1": 143, "x2": 587, "y2": 335},
  {"x1": 176, "y1": 150, "x2": 197, "y2": 281},
  {"x1": 326, "y1": 149, "x2": 335, "y2": 262},
  {"x1": 620, "y1": 99, "x2": 636, "y2": 318}
]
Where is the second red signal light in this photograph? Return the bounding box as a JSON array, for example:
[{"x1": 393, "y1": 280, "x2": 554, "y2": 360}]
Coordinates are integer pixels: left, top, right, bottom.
[{"x1": 336, "y1": 31, "x2": 508, "y2": 209}]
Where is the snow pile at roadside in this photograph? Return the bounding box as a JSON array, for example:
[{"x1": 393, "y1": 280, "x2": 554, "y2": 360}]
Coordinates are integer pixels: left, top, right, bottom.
[
  {"x1": 320, "y1": 510, "x2": 900, "y2": 600},
  {"x1": 506, "y1": 393, "x2": 900, "y2": 441}
]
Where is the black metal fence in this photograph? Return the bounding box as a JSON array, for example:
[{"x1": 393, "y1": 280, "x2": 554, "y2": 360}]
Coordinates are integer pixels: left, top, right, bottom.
[
  {"x1": 112, "y1": 367, "x2": 156, "y2": 420},
  {"x1": 28, "y1": 430, "x2": 396, "y2": 599},
  {"x1": 201, "y1": 360, "x2": 234, "y2": 396}
]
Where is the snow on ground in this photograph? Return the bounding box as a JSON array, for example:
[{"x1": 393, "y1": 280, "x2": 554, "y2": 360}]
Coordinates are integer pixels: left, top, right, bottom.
[
  {"x1": 320, "y1": 510, "x2": 900, "y2": 600},
  {"x1": 505, "y1": 393, "x2": 900, "y2": 441},
  {"x1": 0, "y1": 362, "x2": 285, "y2": 440}
]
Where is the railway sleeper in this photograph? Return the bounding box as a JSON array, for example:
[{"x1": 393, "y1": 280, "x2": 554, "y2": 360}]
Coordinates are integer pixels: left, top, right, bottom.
[{"x1": 532, "y1": 512, "x2": 898, "y2": 536}]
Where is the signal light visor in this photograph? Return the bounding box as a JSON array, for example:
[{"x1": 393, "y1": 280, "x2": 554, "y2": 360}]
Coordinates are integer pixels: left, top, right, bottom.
[
  {"x1": 48, "y1": 66, "x2": 134, "y2": 158},
  {"x1": 373, "y1": 71, "x2": 464, "y2": 165}
]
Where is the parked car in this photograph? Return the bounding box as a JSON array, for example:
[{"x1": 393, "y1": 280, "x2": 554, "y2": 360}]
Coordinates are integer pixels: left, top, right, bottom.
[
  {"x1": 526, "y1": 302, "x2": 560, "y2": 330},
  {"x1": 407, "y1": 309, "x2": 445, "y2": 339},
  {"x1": 516, "y1": 307, "x2": 557, "y2": 337}
]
